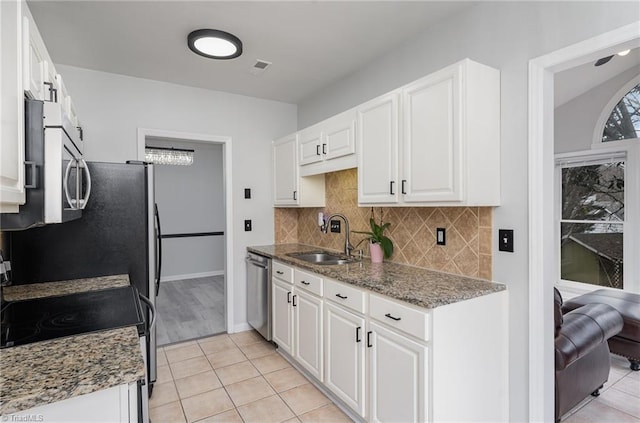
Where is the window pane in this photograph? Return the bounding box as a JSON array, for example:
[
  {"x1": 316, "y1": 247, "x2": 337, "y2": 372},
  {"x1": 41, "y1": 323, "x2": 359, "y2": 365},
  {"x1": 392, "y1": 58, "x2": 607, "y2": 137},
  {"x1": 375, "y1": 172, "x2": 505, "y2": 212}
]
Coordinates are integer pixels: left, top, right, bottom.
[
  {"x1": 561, "y1": 162, "x2": 624, "y2": 221},
  {"x1": 560, "y1": 223, "x2": 623, "y2": 289},
  {"x1": 602, "y1": 84, "x2": 640, "y2": 142}
]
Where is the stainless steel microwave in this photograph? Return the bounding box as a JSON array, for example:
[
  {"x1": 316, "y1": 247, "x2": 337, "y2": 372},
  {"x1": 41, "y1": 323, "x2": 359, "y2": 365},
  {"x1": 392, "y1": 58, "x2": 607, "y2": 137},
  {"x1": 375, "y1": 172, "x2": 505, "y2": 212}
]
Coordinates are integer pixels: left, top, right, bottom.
[{"x1": 1, "y1": 100, "x2": 91, "y2": 230}]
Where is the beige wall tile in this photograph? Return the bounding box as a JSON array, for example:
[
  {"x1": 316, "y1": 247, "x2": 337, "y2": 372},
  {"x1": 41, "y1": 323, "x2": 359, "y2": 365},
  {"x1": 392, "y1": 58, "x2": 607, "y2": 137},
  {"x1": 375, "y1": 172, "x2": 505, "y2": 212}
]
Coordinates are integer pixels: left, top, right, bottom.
[{"x1": 274, "y1": 168, "x2": 494, "y2": 280}]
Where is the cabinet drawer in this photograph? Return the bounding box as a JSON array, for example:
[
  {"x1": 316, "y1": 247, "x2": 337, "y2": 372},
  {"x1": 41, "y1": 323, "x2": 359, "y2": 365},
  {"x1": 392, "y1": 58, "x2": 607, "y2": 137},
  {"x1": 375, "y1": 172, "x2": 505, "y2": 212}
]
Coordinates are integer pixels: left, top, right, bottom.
[
  {"x1": 273, "y1": 261, "x2": 293, "y2": 284},
  {"x1": 369, "y1": 294, "x2": 429, "y2": 341},
  {"x1": 294, "y1": 268, "x2": 323, "y2": 296},
  {"x1": 324, "y1": 278, "x2": 366, "y2": 314}
]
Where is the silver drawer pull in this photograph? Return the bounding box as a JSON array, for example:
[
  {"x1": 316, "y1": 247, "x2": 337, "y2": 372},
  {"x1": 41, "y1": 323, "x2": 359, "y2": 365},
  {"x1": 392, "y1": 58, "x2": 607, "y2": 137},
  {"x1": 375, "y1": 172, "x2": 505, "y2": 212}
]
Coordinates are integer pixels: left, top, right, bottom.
[
  {"x1": 385, "y1": 313, "x2": 401, "y2": 321},
  {"x1": 335, "y1": 293, "x2": 348, "y2": 299},
  {"x1": 301, "y1": 280, "x2": 310, "y2": 285}
]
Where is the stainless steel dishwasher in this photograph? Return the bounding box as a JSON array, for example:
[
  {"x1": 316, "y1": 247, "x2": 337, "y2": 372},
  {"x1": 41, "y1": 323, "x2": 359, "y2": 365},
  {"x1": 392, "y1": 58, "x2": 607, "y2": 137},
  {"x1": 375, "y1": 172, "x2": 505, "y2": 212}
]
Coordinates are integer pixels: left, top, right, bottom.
[{"x1": 245, "y1": 252, "x2": 271, "y2": 340}]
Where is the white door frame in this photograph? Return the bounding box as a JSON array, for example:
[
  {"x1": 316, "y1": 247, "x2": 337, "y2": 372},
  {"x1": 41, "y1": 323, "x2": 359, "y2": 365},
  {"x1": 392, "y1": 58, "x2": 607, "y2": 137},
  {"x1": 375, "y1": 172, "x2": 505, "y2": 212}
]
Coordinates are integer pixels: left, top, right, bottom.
[
  {"x1": 528, "y1": 21, "x2": 640, "y2": 422},
  {"x1": 137, "y1": 128, "x2": 234, "y2": 333}
]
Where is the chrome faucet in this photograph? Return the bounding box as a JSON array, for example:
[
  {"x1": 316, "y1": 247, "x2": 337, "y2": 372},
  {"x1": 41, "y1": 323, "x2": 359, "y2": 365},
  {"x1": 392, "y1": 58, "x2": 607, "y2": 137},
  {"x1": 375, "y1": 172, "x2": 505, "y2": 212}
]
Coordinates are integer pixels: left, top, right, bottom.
[{"x1": 321, "y1": 213, "x2": 354, "y2": 257}]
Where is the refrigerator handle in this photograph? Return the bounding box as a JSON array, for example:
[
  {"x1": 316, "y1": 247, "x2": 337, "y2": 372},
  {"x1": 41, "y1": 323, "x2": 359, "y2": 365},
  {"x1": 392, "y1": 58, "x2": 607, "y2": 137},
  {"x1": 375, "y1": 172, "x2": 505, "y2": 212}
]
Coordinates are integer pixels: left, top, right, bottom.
[{"x1": 155, "y1": 203, "x2": 162, "y2": 296}]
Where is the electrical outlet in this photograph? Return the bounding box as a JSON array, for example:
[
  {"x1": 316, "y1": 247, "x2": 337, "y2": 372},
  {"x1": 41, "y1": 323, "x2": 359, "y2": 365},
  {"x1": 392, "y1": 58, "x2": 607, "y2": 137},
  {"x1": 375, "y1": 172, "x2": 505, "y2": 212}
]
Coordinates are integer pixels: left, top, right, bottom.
[
  {"x1": 244, "y1": 219, "x2": 252, "y2": 231},
  {"x1": 498, "y1": 229, "x2": 514, "y2": 252},
  {"x1": 330, "y1": 220, "x2": 341, "y2": 233},
  {"x1": 436, "y1": 228, "x2": 446, "y2": 245}
]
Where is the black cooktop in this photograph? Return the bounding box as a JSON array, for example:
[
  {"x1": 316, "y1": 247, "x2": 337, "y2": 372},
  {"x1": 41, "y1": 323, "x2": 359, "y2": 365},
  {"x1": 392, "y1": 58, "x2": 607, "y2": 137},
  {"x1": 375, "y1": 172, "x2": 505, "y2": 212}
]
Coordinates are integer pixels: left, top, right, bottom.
[{"x1": 1, "y1": 286, "x2": 145, "y2": 348}]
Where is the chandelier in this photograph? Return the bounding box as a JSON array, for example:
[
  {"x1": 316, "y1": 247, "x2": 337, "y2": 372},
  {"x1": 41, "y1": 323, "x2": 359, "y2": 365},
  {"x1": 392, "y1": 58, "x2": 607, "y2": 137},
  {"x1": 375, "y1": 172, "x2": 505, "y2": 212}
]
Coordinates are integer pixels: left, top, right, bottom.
[{"x1": 145, "y1": 146, "x2": 194, "y2": 166}]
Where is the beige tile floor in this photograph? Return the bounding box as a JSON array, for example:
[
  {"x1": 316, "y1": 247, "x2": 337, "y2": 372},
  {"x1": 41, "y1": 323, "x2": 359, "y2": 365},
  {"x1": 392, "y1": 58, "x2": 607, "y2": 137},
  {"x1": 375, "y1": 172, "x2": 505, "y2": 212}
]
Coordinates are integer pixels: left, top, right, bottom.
[
  {"x1": 562, "y1": 354, "x2": 640, "y2": 423},
  {"x1": 150, "y1": 330, "x2": 353, "y2": 423}
]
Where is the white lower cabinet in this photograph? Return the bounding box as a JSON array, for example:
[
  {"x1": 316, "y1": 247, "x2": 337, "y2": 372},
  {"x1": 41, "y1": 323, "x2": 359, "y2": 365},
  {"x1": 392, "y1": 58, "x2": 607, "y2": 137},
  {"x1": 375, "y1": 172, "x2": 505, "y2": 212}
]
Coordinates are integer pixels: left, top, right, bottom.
[
  {"x1": 272, "y1": 264, "x2": 508, "y2": 423},
  {"x1": 324, "y1": 302, "x2": 366, "y2": 417},
  {"x1": 293, "y1": 289, "x2": 323, "y2": 381},
  {"x1": 368, "y1": 321, "x2": 427, "y2": 423},
  {"x1": 272, "y1": 277, "x2": 294, "y2": 355},
  {"x1": 5, "y1": 383, "x2": 138, "y2": 423}
]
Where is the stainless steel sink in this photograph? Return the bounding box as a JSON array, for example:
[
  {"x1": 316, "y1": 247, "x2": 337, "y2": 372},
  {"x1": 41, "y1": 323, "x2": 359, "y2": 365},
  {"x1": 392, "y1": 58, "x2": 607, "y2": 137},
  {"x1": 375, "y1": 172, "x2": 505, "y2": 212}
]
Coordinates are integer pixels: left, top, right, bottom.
[{"x1": 287, "y1": 251, "x2": 355, "y2": 265}]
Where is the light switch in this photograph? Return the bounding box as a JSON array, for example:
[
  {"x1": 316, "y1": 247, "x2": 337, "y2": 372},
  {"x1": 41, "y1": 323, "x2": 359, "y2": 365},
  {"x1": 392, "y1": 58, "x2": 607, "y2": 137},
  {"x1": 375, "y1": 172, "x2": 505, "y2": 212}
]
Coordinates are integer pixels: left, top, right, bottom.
[
  {"x1": 499, "y1": 229, "x2": 514, "y2": 252},
  {"x1": 436, "y1": 228, "x2": 446, "y2": 245},
  {"x1": 244, "y1": 220, "x2": 252, "y2": 231}
]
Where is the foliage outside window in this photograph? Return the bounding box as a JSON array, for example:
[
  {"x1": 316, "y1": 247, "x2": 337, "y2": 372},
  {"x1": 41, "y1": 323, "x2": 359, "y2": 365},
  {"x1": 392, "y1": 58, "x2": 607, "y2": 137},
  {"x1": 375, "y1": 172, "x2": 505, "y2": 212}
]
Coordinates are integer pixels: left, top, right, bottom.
[
  {"x1": 560, "y1": 160, "x2": 625, "y2": 289},
  {"x1": 602, "y1": 84, "x2": 640, "y2": 142}
]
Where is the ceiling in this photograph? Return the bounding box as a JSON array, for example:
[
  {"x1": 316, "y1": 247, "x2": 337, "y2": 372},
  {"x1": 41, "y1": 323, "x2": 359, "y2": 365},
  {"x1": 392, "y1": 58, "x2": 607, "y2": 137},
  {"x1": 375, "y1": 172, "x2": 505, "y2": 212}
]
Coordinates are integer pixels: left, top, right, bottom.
[
  {"x1": 28, "y1": 1, "x2": 476, "y2": 104},
  {"x1": 555, "y1": 46, "x2": 640, "y2": 107}
]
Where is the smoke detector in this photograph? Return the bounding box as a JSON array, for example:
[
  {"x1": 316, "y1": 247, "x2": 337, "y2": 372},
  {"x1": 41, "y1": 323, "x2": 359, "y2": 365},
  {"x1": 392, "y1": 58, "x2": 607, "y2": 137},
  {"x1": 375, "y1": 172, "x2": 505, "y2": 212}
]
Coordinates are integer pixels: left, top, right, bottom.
[{"x1": 250, "y1": 59, "x2": 272, "y2": 76}]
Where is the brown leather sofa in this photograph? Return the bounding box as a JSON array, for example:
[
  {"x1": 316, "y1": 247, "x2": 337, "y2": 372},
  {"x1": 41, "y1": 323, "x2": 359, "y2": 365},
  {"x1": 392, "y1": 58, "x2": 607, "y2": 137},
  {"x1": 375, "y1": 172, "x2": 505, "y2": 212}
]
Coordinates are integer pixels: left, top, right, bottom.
[
  {"x1": 554, "y1": 288, "x2": 623, "y2": 421},
  {"x1": 563, "y1": 289, "x2": 640, "y2": 371}
]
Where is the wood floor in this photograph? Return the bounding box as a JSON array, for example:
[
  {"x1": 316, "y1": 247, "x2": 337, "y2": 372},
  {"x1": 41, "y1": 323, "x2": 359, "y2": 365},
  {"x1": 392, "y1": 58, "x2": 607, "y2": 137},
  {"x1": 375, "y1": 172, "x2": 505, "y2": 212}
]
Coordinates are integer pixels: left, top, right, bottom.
[{"x1": 156, "y1": 276, "x2": 225, "y2": 346}]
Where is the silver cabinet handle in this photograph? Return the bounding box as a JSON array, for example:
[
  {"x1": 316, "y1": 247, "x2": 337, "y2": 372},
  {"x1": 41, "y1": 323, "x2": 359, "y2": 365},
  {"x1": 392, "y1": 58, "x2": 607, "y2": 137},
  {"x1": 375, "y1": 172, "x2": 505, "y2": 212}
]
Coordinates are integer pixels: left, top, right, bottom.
[
  {"x1": 63, "y1": 159, "x2": 76, "y2": 209},
  {"x1": 79, "y1": 159, "x2": 91, "y2": 209}
]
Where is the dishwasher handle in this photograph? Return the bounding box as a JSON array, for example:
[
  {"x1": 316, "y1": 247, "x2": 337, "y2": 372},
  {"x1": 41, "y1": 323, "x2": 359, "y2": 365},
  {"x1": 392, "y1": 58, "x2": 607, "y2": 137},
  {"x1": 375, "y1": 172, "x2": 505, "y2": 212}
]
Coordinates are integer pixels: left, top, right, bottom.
[{"x1": 245, "y1": 256, "x2": 269, "y2": 269}]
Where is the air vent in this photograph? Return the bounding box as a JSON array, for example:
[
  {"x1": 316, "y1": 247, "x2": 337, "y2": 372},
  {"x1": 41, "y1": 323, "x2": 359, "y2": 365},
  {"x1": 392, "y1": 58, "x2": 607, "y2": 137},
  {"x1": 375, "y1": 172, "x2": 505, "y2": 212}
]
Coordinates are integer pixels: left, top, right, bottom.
[{"x1": 250, "y1": 59, "x2": 272, "y2": 75}]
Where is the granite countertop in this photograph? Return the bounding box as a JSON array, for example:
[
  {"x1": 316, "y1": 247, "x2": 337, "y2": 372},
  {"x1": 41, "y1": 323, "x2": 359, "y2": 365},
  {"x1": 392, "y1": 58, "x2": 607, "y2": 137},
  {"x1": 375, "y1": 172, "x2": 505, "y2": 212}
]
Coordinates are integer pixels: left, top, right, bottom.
[
  {"x1": 248, "y1": 244, "x2": 506, "y2": 309},
  {"x1": 3, "y1": 274, "x2": 130, "y2": 302},
  {"x1": 0, "y1": 275, "x2": 145, "y2": 415}
]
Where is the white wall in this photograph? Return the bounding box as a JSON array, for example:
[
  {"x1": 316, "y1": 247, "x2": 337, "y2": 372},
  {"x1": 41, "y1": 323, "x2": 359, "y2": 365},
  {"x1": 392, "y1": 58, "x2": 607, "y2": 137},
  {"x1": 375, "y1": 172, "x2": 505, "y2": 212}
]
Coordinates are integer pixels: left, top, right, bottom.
[
  {"x1": 57, "y1": 64, "x2": 297, "y2": 331},
  {"x1": 555, "y1": 67, "x2": 639, "y2": 153},
  {"x1": 150, "y1": 139, "x2": 225, "y2": 280},
  {"x1": 295, "y1": 2, "x2": 640, "y2": 421}
]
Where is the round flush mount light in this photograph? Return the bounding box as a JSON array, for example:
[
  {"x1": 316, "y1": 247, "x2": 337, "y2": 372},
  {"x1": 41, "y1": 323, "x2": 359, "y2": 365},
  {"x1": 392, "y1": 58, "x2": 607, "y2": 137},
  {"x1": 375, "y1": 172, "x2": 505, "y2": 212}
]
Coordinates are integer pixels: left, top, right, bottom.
[{"x1": 187, "y1": 29, "x2": 242, "y2": 60}]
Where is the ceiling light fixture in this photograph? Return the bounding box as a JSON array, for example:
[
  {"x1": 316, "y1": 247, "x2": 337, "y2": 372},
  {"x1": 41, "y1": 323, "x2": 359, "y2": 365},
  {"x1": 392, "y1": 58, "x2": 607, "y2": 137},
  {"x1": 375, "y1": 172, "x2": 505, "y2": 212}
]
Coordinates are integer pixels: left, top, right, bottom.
[
  {"x1": 145, "y1": 146, "x2": 194, "y2": 166},
  {"x1": 187, "y1": 29, "x2": 242, "y2": 60},
  {"x1": 617, "y1": 49, "x2": 631, "y2": 56}
]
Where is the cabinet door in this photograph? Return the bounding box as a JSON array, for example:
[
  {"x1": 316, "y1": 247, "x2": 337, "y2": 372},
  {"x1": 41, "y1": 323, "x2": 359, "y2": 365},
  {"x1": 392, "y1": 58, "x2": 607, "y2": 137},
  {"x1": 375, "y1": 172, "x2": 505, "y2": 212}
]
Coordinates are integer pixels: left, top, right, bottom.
[
  {"x1": 357, "y1": 92, "x2": 399, "y2": 204},
  {"x1": 22, "y1": 16, "x2": 45, "y2": 101},
  {"x1": 325, "y1": 302, "x2": 366, "y2": 417},
  {"x1": 273, "y1": 134, "x2": 298, "y2": 206},
  {"x1": 298, "y1": 127, "x2": 322, "y2": 166},
  {"x1": 402, "y1": 65, "x2": 463, "y2": 202},
  {"x1": 324, "y1": 111, "x2": 356, "y2": 161},
  {"x1": 369, "y1": 321, "x2": 427, "y2": 423},
  {"x1": 0, "y1": 0, "x2": 26, "y2": 212},
  {"x1": 293, "y1": 289, "x2": 323, "y2": 381},
  {"x1": 272, "y1": 278, "x2": 293, "y2": 355}
]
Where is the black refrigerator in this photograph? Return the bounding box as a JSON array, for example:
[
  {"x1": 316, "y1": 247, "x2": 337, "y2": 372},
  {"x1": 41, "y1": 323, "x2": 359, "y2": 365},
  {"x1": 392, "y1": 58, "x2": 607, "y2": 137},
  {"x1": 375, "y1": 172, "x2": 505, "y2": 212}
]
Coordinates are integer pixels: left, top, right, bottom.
[{"x1": 8, "y1": 161, "x2": 161, "y2": 391}]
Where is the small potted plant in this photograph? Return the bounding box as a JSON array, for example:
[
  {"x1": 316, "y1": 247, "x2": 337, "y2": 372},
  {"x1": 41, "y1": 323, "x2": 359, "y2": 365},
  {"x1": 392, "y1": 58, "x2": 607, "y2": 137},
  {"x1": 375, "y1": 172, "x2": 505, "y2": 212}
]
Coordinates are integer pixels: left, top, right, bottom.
[{"x1": 353, "y1": 208, "x2": 393, "y2": 263}]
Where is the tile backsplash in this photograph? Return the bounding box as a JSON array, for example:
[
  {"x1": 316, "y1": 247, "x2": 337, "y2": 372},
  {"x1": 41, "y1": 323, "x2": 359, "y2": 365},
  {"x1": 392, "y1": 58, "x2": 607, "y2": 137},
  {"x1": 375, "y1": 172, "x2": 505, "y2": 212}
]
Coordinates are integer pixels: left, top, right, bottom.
[{"x1": 275, "y1": 168, "x2": 492, "y2": 280}]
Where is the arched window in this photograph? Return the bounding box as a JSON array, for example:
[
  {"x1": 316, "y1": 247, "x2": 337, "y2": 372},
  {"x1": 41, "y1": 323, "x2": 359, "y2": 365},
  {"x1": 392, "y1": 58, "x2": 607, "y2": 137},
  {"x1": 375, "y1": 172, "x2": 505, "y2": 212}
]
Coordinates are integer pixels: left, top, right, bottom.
[{"x1": 600, "y1": 82, "x2": 640, "y2": 143}]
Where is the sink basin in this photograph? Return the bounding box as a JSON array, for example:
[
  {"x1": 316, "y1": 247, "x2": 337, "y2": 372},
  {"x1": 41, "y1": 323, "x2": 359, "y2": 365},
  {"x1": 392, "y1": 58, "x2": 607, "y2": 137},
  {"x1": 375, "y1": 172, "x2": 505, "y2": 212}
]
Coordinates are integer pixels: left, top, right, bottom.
[{"x1": 287, "y1": 251, "x2": 355, "y2": 265}]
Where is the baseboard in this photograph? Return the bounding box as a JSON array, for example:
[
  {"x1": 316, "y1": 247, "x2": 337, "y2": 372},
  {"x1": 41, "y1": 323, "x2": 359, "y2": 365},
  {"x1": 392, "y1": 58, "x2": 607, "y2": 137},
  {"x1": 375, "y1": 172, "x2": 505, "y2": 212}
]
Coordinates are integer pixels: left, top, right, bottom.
[
  {"x1": 160, "y1": 270, "x2": 224, "y2": 282},
  {"x1": 233, "y1": 322, "x2": 253, "y2": 333}
]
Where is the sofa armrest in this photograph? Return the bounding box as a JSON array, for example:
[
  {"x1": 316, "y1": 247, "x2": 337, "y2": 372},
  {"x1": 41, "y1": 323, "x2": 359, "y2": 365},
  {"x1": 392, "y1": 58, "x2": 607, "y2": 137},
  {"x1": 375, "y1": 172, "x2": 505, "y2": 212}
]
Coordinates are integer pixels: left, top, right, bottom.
[{"x1": 555, "y1": 303, "x2": 623, "y2": 371}]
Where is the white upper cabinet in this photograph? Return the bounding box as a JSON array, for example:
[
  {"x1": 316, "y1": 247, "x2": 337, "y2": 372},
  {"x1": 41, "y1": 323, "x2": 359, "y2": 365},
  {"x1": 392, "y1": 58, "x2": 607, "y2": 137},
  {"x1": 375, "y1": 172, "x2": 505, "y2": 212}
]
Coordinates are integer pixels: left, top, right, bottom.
[
  {"x1": 273, "y1": 133, "x2": 325, "y2": 207},
  {"x1": 357, "y1": 91, "x2": 400, "y2": 204},
  {"x1": 1, "y1": 0, "x2": 26, "y2": 212},
  {"x1": 359, "y1": 59, "x2": 500, "y2": 206},
  {"x1": 402, "y1": 65, "x2": 462, "y2": 203},
  {"x1": 22, "y1": 14, "x2": 45, "y2": 101},
  {"x1": 298, "y1": 108, "x2": 357, "y2": 177}
]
